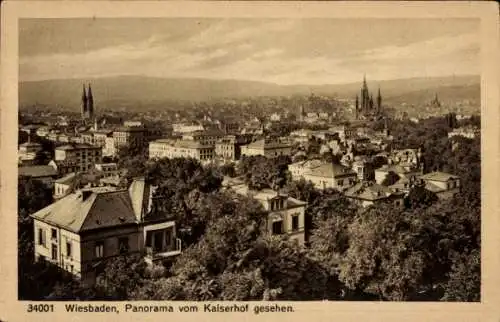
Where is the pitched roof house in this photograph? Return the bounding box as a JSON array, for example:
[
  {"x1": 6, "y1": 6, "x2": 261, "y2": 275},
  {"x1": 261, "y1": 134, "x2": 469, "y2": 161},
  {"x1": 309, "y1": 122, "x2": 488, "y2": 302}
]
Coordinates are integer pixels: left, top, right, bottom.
[{"x1": 31, "y1": 178, "x2": 181, "y2": 285}]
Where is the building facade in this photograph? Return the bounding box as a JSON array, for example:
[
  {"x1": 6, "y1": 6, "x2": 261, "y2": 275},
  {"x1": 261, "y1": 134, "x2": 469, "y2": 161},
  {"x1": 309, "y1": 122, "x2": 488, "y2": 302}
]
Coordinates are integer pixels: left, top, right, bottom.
[
  {"x1": 54, "y1": 143, "x2": 103, "y2": 172},
  {"x1": 31, "y1": 178, "x2": 181, "y2": 285},
  {"x1": 241, "y1": 138, "x2": 293, "y2": 158}
]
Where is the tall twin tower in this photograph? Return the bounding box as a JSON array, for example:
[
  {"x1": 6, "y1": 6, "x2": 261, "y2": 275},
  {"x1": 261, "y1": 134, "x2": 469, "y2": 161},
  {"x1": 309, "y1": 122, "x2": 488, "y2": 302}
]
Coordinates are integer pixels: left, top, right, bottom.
[
  {"x1": 81, "y1": 84, "x2": 94, "y2": 121},
  {"x1": 355, "y1": 75, "x2": 382, "y2": 119}
]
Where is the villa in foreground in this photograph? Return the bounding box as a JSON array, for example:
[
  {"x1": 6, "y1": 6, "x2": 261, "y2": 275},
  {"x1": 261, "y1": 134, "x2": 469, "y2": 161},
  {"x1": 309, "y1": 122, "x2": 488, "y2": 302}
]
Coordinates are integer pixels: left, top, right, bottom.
[{"x1": 31, "y1": 178, "x2": 181, "y2": 285}]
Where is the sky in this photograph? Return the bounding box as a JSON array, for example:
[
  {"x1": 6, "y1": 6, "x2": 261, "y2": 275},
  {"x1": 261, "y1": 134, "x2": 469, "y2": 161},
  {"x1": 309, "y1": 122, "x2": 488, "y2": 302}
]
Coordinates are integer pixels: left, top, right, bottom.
[{"x1": 19, "y1": 18, "x2": 480, "y2": 85}]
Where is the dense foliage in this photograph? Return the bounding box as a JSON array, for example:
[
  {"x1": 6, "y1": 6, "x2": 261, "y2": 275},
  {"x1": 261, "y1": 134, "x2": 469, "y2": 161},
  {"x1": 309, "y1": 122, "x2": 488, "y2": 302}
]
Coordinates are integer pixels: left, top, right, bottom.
[{"x1": 18, "y1": 115, "x2": 481, "y2": 301}]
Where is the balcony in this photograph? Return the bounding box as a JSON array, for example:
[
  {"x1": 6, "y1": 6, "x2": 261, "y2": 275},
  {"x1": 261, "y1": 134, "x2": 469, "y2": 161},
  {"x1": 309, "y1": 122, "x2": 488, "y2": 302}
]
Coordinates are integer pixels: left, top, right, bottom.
[{"x1": 145, "y1": 238, "x2": 182, "y2": 262}]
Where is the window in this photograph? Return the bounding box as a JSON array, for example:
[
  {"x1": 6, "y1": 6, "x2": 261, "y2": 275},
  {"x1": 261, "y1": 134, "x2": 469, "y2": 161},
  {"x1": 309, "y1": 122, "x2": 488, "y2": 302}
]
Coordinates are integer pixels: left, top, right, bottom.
[
  {"x1": 95, "y1": 241, "x2": 104, "y2": 258},
  {"x1": 118, "y1": 237, "x2": 129, "y2": 254},
  {"x1": 51, "y1": 228, "x2": 57, "y2": 240},
  {"x1": 51, "y1": 244, "x2": 58, "y2": 260},
  {"x1": 292, "y1": 215, "x2": 299, "y2": 231},
  {"x1": 338, "y1": 179, "x2": 344, "y2": 186},
  {"x1": 38, "y1": 228, "x2": 46, "y2": 246},
  {"x1": 272, "y1": 221, "x2": 283, "y2": 235},
  {"x1": 66, "y1": 241, "x2": 72, "y2": 258}
]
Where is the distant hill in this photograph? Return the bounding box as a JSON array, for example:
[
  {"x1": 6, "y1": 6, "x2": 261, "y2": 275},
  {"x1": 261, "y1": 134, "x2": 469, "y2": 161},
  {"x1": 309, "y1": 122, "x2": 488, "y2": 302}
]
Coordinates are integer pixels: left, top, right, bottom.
[{"x1": 19, "y1": 74, "x2": 480, "y2": 111}]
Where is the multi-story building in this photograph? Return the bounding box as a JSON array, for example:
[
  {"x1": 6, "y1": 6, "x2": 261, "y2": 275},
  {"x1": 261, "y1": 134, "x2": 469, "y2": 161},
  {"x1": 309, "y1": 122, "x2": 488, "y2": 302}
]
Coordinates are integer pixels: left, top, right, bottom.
[
  {"x1": 93, "y1": 130, "x2": 113, "y2": 148},
  {"x1": 302, "y1": 163, "x2": 358, "y2": 191},
  {"x1": 95, "y1": 163, "x2": 119, "y2": 177},
  {"x1": 31, "y1": 178, "x2": 182, "y2": 285},
  {"x1": 103, "y1": 137, "x2": 117, "y2": 157},
  {"x1": 149, "y1": 139, "x2": 215, "y2": 161},
  {"x1": 172, "y1": 123, "x2": 204, "y2": 135},
  {"x1": 182, "y1": 129, "x2": 225, "y2": 146},
  {"x1": 18, "y1": 141, "x2": 43, "y2": 165},
  {"x1": 227, "y1": 182, "x2": 307, "y2": 245},
  {"x1": 112, "y1": 126, "x2": 148, "y2": 149},
  {"x1": 54, "y1": 143, "x2": 102, "y2": 172},
  {"x1": 214, "y1": 135, "x2": 253, "y2": 161},
  {"x1": 241, "y1": 138, "x2": 293, "y2": 158},
  {"x1": 288, "y1": 159, "x2": 324, "y2": 181}
]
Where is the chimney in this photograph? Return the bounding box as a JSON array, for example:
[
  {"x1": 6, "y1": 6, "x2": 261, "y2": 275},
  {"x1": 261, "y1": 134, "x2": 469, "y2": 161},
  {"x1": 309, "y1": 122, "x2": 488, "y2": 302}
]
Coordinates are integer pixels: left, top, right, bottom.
[{"x1": 81, "y1": 190, "x2": 92, "y2": 201}]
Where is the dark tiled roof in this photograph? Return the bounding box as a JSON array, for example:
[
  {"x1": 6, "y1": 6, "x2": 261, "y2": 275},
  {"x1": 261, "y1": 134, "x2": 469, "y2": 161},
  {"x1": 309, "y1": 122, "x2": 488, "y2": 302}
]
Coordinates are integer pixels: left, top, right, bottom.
[
  {"x1": 31, "y1": 187, "x2": 137, "y2": 233},
  {"x1": 345, "y1": 182, "x2": 396, "y2": 201},
  {"x1": 18, "y1": 165, "x2": 58, "y2": 178}
]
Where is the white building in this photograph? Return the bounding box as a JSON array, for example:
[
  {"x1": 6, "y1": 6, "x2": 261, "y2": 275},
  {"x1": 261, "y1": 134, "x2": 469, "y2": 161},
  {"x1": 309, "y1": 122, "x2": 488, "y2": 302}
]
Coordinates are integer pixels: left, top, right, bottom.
[{"x1": 241, "y1": 139, "x2": 292, "y2": 158}]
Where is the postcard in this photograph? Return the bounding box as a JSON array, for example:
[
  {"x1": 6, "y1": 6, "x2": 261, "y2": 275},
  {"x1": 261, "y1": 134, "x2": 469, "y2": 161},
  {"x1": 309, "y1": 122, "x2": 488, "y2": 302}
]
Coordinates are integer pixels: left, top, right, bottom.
[{"x1": 1, "y1": 1, "x2": 499, "y2": 321}]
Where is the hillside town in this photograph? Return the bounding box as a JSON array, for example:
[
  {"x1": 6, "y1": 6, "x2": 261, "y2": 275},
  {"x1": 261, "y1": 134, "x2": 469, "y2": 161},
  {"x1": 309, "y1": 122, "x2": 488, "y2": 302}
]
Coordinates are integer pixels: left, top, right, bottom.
[{"x1": 17, "y1": 76, "x2": 481, "y2": 302}]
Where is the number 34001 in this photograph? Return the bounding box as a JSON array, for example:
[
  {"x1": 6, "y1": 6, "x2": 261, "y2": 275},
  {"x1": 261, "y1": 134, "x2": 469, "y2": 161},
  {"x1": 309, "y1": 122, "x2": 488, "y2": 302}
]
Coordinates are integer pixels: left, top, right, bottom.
[{"x1": 27, "y1": 304, "x2": 54, "y2": 313}]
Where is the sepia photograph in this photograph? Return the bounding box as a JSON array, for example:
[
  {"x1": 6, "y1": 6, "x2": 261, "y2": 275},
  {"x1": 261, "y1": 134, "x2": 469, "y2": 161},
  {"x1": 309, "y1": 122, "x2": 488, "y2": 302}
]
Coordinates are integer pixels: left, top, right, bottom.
[
  {"x1": 15, "y1": 16, "x2": 483, "y2": 302},
  {"x1": 1, "y1": 2, "x2": 499, "y2": 320}
]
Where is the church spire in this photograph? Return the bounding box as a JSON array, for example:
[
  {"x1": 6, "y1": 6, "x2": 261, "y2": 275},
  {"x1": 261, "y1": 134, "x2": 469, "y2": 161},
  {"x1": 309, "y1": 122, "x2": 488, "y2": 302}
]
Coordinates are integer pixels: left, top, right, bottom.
[
  {"x1": 81, "y1": 84, "x2": 88, "y2": 119},
  {"x1": 87, "y1": 84, "x2": 94, "y2": 119}
]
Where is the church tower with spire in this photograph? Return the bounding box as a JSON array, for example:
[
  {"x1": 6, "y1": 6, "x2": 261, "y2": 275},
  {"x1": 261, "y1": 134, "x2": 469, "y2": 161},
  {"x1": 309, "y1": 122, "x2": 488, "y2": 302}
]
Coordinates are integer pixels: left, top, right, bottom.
[
  {"x1": 87, "y1": 84, "x2": 94, "y2": 120},
  {"x1": 81, "y1": 84, "x2": 88, "y2": 120},
  {"x1": 81, "y1": 83, "x2": 95, "y2": 122}
]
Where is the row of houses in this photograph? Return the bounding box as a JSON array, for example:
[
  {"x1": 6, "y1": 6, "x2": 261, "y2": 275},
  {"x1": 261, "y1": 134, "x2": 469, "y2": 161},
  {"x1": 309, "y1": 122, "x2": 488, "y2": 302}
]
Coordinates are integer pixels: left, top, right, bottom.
[{"x1": 149, "y1": 132, "x2": 293, "y2": 162}]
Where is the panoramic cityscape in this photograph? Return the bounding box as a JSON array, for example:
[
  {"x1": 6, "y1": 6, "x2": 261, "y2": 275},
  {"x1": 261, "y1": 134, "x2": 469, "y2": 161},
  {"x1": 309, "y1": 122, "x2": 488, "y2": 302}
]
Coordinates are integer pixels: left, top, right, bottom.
[{"x1": 17, "y1": 18, "x2": 480, "y2": 302}]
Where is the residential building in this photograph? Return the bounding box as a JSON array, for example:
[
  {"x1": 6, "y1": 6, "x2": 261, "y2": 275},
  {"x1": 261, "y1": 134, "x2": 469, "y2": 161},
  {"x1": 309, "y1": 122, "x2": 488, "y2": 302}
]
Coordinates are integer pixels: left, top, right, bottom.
[
  {"x1": 288, "y1": 159, "x2": 324, "y2": 181},
  {"x1": 182, "y1": 129, "x2": 225, "y2": 146},
  {"x1": 31, "y1": 178, "x2": 182, "y2": 285},
  {"x1": 172, "y1": 123, "x2": 204, "y2": 135},
  {"x1": 302, "y1": 163, "x2": 357, "y2": 191},
  {"x1": 345, "y1": 181, "x2": 405, "y2": 208},
  {"x1": 93, "y1": 130, "x2": 113, "y2": 148},
  {"x1": 48, "y1": 159, "x2": 79, "y2": 176},
  {"x1": 18, "y1": 141, "x2": 43, "y2": 165},
  {"x1": 228, "y1": 182, "x2": 307, "y2": 245},
  {"x1": 95, "y1": 163, "x2": 119, "y2": 177},
  {"x1": 54, "y1": 143, "x2": 103, "y2": 172},
  {"x1": 374, "y1": 164, "x2": 423, "y2": 185},
  {"x1": 103, "y1": 137, "x2": 117, "y2": 157},
  {"x1": 214, "y1": 135, "x2": 252, "y2": 161},
  {"x1": 418, "y1": 171, "x2": 461, "y2": 199},
  {"x1": 149, "y1": 139, "x2": 215, "y2": 161},
  {"x1": 112, "y1": 126, "x2": 148, "y2": 149},
  {"x1": 241, "y1": 138, "x2": 293, "y2": 158}
]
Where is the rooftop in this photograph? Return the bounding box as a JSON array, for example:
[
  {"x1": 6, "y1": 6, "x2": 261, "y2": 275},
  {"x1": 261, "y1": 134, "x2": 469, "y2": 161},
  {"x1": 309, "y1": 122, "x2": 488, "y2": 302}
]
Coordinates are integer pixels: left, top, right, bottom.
[
  {"x1": 31, "y1": 178, "x2": 163, "y2": 233},
  {"x1": 345, "y1": 182, "x2": 398, "y2": 201},
  {"x1": 305, "y1": 163, "x2": 356, "y2": 178},
  {"x1": 420, "y1": 171, "x2": 459, "y2": 182},
  {"x1": 18, "y1": 165, "x2": 58, "y2": 178}
]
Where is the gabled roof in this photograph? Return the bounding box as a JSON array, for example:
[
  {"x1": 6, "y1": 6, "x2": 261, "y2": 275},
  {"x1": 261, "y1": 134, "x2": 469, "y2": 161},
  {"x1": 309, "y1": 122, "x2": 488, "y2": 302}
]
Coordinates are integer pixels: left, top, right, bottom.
[
  {"x1": 32, "y1": 188, "x2": 133, "y2": 233},
  {"x1": 419, "y1": 171, "x2": 459, "y2": 182},
  {"x1": 288, "y1": 159, "x2": 323, "y2": 170},
  {"x1": 345, "y1": 182, "x2": 397, "y2": 201},
  {"x1": 18, "y1": 165, "x2": 58, "y2": 178},
  {"x1": 305, "y1": 163, "x2": 356, "y2": 178},
  {"x1": 31, "y1": 178, "x2": 161, "y2": 233}
]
